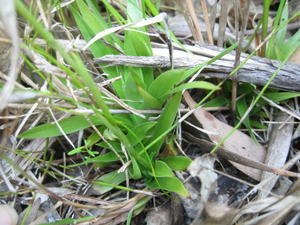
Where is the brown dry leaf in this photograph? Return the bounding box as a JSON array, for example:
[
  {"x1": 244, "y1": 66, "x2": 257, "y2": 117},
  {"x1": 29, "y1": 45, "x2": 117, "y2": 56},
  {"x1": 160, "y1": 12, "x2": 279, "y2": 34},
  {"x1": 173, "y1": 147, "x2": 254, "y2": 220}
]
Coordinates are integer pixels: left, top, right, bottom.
[
  {"x1": 258, "y1": 110, "x2": 294, "y2": 199},
  {"x1": 184, "y1": 92, "x2": 266, "y2": 180}
]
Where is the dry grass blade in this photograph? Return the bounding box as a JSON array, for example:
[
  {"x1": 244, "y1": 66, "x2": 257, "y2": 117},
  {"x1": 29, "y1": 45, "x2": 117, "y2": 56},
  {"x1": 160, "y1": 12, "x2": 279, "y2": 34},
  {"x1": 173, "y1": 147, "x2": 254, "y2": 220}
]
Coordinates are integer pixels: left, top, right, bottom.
[
  {"x1": 183, "y1": 91, "x2": 266, "y2": 180},
  {"x1": 83, "y1": 13, "x2": 167, "y2": 50},
  {"x1": 235, "y1": 180, "x2": 300, "y2": 225},
  {"x1": 0, "y1": 0, "x2": 19, "y2": 111}
]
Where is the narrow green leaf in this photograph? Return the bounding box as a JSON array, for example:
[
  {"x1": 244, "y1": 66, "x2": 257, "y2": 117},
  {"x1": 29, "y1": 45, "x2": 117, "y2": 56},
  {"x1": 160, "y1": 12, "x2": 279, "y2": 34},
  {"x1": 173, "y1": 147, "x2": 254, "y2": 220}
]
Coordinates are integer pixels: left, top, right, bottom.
[
  {"x1": 165, "y1": 81, "x2": 220, "y2": 96},
  {"x1": 237, "y1": 98, "x2": 256, "y2": 141},
  {"x1": 93, "y1": 171, "x2": 126, "y2": 194},
  {"x1": 101, "y1": 0, "x2": 126, "y2": 24},
  {"x1": 68, "y1": 147, "x2": 84, "y2": 156},
  {"x1": 19, "y1": 116, "x2": 102, "y2": 139},
  {"x1": 264, "y1": 92, "x2": 300, "y2": 102},
  {"x1": 85, "y1": 152, "x2": 119, "y2": 163},
  {"x1": 39, "y1": 216, "x2": 96, "y2": 225}
]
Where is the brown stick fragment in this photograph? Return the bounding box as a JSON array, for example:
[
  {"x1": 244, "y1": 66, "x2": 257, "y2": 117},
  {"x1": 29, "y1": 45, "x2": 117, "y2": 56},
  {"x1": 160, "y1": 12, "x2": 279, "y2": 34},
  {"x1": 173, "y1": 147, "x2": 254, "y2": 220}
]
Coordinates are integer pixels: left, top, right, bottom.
[{"x1": 184, "y1": 132, "x2": 299, "y2": 178}]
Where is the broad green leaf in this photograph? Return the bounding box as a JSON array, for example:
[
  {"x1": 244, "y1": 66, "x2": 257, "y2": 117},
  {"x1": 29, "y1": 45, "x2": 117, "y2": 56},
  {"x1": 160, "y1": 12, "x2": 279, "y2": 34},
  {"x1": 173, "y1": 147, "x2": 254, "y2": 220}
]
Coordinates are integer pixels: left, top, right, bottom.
[
  {"x1": 148, "y1": 69, "x2": 186, "y2": 99},
  {"x1": 264, "y1": 92, "x2": 300, "y2": 102},
  {"x1": 137, "y1": 86, "x2": 162, "y2": 109},
  {"x1": 151, "y1": 160, "x2": 174, "y2": 177},
  {"x1": 161, "y1": 156, "x2": 192, "y2": 171},
  {"x1": 126, "y1": 121, "x2": 156, "y2": 145},
  {"x1": 250, "y1": 120, "x2": 267, "y2": 129},
  {"x1": 283, "y1": 29, "x2": 300, "y2": 60},
  {"x1": 165, "y1": 81, "x2": 220, "y2": 96},
  {"x1": 149, "y1": 92, "x2": 182, "y2": 157},
  {"x1": 19, "y1": 116, "x2": 102, "y2": 139},
  {"x1": 127, "y1": 0, "x2": 144, "y2": 22},
  {"x1": 204, "y1": 96, "x2": 229, "y2": 107},
  {"x1": 146, "y1": 177, "x2": 189, "y2": 197},
  {"x1": 93, "y1": 170, "x2": 126, "y2": 194},
  {"x1": 237, "y1": 83, "x2": 256, "y2": 95}
]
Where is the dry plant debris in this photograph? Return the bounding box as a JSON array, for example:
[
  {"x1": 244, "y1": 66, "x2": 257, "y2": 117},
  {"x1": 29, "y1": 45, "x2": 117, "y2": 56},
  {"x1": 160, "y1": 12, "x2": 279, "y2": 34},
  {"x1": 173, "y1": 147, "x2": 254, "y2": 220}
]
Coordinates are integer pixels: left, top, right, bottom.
[{"x1": 0, "y1": 0, "x2": 300, "y2": 225}]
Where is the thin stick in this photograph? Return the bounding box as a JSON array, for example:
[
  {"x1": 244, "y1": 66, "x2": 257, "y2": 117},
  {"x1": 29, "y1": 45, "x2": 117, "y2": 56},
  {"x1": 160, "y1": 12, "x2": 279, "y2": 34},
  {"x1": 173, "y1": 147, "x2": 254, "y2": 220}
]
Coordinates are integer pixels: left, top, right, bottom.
[
  {"x1": 184, "y1": 0, "x2": 204, "y2": 42},
  {"x1": 217, "y1": 0, "x2": 229, "y2": 46},
  {"x1": 184, "y1": 132, "x2": 300, "y2": 178},
  {"x1": 199, "y1": 0, "x2": 214, "y2": 44}
]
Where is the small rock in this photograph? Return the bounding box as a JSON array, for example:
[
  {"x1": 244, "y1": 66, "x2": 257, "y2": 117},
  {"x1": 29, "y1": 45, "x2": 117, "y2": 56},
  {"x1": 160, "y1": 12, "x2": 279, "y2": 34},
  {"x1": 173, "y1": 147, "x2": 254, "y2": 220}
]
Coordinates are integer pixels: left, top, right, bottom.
[{"x1": 0, "y1": 204, "x2": 18, "y2": 225}]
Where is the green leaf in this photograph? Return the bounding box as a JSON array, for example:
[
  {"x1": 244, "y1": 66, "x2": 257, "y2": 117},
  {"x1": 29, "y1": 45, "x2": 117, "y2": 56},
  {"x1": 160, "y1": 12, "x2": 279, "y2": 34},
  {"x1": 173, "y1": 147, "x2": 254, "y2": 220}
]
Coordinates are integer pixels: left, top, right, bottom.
[
  {"x1": 126, "y1": 121, "x2": 156, "y2": 146},
  {"x1": 283, "y1": 29, "x2": 300, "y2": 60},
  {"x1": 250, "y1": 120, "x2": 267, "y2": 129},
  {"x1": 161, "y1": 156, "x2": 192, "y2": 171},
  {"x1": 85, "y1": 152, "x2": 120, "y2": 163},
  {"x1": 165, "y1": 81, "x2": 220, "y2": 95},
  {"x1": 93, "y1": 170, "x2": 126, "y2": 194},
  {"x1": 237, "y1": 98, "x2": 256, "y2": 141},
  {"x1": 203, "y1": 96, "x2": 229, "y2": 107},
  {"x1": 68, "y1": 130, "x2": 102, "y2": 155},
  {"x1": 146, "y1": 177, "x2": 189, "y2": 197},
  {"x1": 148, "y1": 69, "x2": 186, "y2": 99},
  {"x1": 130, "y1": 157, "x2": 142, "y2": 179},
  {"x1": 151, "y1": 160, "x2": 174, "y2": 177},
  {"x1": 101, "y1": 0, "x2": 126, "y2": 24},
  {"x1": 137, "y1": 86, "x2": 162, "y2": 109},
  {"x1": 149, "y1": 92, "x2": 182, "y2": 157},
  {"x1": 68, "y1": 147, "x2": 84, "y2": 155},
  {"x1": 264, "y1": 92, "x2": 300, "y2": 102},
  {"x1": 19, "y1": 116, "x2": 102, "y2": 139},
  {"x1": 39, "y1": 216, "x2": 96, "y2": 225},
  {"x1": 96, "y1": 141, "x2": 122, "y2": 152}
]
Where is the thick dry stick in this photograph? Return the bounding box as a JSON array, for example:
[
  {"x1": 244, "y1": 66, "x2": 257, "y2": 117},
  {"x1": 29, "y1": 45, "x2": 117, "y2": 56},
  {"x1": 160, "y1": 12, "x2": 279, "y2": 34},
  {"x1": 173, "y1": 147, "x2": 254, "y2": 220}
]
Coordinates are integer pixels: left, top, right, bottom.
[
  {"x1": 95, "y1": 45, "x2": 300, "y2": 91},
  {"x1": 184, "y1": 132, "x2": 299, "y2": 178}
]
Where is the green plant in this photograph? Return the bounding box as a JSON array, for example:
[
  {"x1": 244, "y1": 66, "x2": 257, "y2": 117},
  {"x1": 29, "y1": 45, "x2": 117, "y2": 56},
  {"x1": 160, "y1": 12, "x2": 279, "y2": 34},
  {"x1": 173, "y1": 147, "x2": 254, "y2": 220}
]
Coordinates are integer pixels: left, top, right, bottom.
[
  {"x1": 265, "y1": 0, "x2": 300, "y2": 61},
  {"x1": 18, "y1": 0, "x2": 223, "y2": 197}
]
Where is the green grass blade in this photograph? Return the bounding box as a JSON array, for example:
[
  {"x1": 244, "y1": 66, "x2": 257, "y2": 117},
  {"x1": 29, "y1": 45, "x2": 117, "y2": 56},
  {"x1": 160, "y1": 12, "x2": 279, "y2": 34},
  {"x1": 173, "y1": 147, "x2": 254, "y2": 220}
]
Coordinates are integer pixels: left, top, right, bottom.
[{"x1": 19, "y1": 116, "x2": 102, "y2": 139}]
